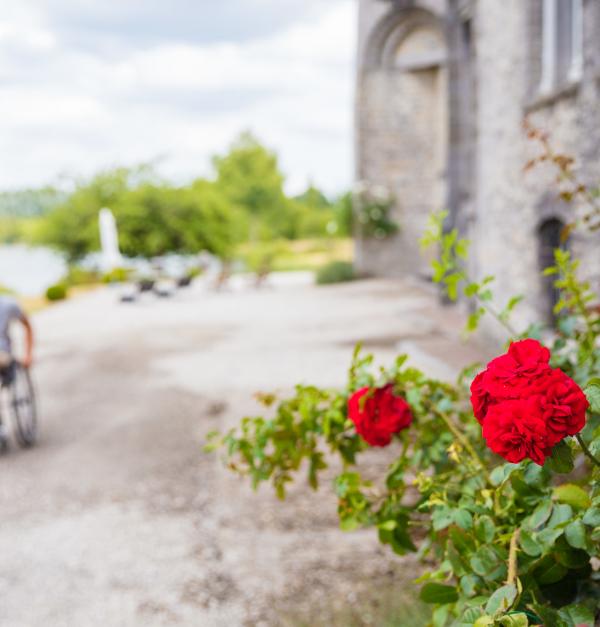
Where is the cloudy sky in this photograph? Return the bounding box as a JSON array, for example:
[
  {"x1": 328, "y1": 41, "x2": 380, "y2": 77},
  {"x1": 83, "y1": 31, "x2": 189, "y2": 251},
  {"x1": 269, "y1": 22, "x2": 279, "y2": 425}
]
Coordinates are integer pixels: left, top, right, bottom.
[{"x1": 0, "y1": 0, "x2": 356, "y2": 195}]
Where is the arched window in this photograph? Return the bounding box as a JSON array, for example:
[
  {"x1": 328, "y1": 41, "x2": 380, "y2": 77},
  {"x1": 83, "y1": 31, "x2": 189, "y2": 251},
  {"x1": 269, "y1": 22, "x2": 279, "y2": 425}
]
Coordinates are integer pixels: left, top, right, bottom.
[
  {"x1": 538, "y1": 218, "x2": 566, "y2": 325},
  {"x1": 540, "y1": 0, "x2": 583, "y2": 92}
]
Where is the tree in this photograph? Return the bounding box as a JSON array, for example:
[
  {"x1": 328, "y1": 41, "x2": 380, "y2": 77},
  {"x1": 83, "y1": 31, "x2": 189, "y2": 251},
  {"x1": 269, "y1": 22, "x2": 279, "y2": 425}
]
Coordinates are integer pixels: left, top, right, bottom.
[
  {"x1": 212, "y1": 132, "x2": 294, "y2": 239},
  {"x1": 293, "y1": 184, "x2": 331, "y2": 211},
  {"x1": 37, "y1": 167, "x2": 241, "y2": 261}
]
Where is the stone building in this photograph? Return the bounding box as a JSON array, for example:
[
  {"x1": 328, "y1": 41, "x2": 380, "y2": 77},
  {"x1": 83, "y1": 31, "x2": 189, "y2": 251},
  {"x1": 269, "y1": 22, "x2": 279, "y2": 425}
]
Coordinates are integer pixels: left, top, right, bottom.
[{"x1": 355, "y1": 0, "x2": 600, "y2": 335}]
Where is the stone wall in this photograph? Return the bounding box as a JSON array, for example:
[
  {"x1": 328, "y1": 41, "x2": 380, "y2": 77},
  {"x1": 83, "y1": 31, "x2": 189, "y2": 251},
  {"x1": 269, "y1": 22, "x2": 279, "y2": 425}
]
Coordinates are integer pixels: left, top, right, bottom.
[{"x1": 355, "y1": 0, "x2": 600, "y2": 338}]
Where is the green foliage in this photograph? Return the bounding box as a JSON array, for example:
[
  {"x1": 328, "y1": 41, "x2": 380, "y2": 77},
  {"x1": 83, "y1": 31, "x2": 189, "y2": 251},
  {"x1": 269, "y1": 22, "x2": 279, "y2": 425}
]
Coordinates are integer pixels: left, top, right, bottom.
[
  {"x1": 37, "y1": 168, "x2": 243, "y2": 261},
  {"x1": 45, "y1": 283, "x2": 68, "y2": 301},
  {"x1": 66, "y1": 265, "x2": 101, "y2": 286},
  {"x1": 315, "y1": 260, "x2": 355, "y2": 285},
  {"x1": 333, "y1": 191, "x2": 353, "y2": 237},
  {"x1": 213, "y1": 132, "x2": 323, "y2": 240},
  {"x1": 102, "y1": 267, "x2": 130, "y2": 284},
  {"x1": 237, "y1": 238, "x2": 352, "y2": 273},
  {"x1": 0, "y1": 186, "x2": 64, "y2": 217},
  {"x1": 26, "y1": 133, "x2": 347, "y2": 259},
  {"x1": 354, "y1": 183, "x2": 399, "y2": 239},
  {"x1": 421, "y1": 211, "x2": 523, "y2": 336},
  {"x1": 213, "y1": 132, "x2": 286, "y2": 219}
]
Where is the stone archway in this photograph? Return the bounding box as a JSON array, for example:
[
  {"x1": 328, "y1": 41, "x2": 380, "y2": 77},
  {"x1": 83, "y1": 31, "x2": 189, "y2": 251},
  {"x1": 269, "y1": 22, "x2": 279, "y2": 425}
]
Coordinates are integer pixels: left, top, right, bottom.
[{"x1": 356, "y1": 7, "x2": 448, "y2": 277}]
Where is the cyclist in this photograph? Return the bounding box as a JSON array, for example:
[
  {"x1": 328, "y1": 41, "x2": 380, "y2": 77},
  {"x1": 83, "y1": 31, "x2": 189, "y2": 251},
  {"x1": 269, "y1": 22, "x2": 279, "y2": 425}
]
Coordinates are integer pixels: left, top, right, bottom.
[{"x1": 0, "y1": 295, "x2": 33, "y2": 449}]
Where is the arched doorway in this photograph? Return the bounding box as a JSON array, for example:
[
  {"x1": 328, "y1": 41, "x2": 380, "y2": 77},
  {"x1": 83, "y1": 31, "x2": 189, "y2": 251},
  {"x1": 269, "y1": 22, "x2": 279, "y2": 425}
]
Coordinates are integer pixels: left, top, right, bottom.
[
  {"x1": 356, "y1": 9, "x2": 447, "y2": 276},
  {"x1": 538, "y1": 217, "x2": 566, "y2": 325}
]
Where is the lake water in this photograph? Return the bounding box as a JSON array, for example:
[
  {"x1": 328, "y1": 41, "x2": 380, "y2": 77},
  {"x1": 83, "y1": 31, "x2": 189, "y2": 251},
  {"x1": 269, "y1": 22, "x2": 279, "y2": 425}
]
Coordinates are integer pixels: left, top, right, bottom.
[{"x1": 0, "y1": 245, "x2": 67, "y2": 296}]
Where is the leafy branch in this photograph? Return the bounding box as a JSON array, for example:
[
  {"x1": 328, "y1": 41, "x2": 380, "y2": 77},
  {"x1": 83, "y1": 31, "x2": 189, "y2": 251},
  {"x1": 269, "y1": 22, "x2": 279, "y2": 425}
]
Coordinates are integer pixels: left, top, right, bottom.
[{"x1": 420, "y1": 211, "x2": 521, "y2": 337}]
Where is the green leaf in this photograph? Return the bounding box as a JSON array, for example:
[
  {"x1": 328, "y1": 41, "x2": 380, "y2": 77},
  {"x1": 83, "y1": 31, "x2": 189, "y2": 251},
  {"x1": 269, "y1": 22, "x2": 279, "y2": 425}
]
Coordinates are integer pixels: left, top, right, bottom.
[
  {"x1": 553, "y1": 484, "x2": 591, "y2": 510},
  {"x1": 475, "y1": 516, "x2": 496, "y2": 543},
  {"x1": 546, "y1": 440, "x2": 574, "y2": 473},
  {"x1": 465, "y1": 282, "x2": 479, "y2": 297},
  {"x1": 536, "y1": 527, "x2": 564, "y2": 551},
  {"x1": 432, "y1": 605, "x2": 450, "y2": 627},
  {"x1": 526, "y1": 500, "x2": 553, "y2": 530},
  {"x1": 450, "y1": 526, "x2": 477, "y2": 556},
  {"x1": 584, "y1": 379, "x2": 600, "y2": 413},
  {"x1": 532, "y1": 604, "x2": 570, "y2": 627},
  {"x1": 485, "y1": 584, "x2": 517, "y2": 615},
  {"x1": 460, "y1": 574, "x2": 479, "y2": 598},
  {"x1": 558, "y1": 603, "x2": 595, "y2": 626},
  {"x1": 523, "y1": 462, "x2": 550, "y2": 488},
  {"x1": 490, "y1": 463, "x2": 520, "y2": 486},
  {"x1": 470, "y1": 546, "x2": 506, "y2": 581},
  {"x1": 432, "y1": 506, "x2": 454, "y2": 531},
  {"x1": 519, "y1": 529, "x2": 542, "y2": 556},
  {"x1": 538, "y1": 561, "x2": 568, "y2": 584},
  {"x1": 340, "y1": 517, "x2": 359, "y2": 531},
  {"x1": 565, "y1": 519, "x2": 587, "y2": 549},
  {"x1": 582, "y1": 507, "x2": 600, "y2": 527},
  {"x1": 460, "y1": 607, "x2": 484, "y2": 624},
  {"x1": 466, "y1": 308, "x2": 486, "y2": 332},
  {"x1": 419, "y1": 582, "x2": 459, "y2": 605},
  {"x1": 548, "y1": 503, "x2": 573, "y2": 528},
  {"x1": 505, "y1": 295, "x2": 524, "y2": 313},
  {"x1": 455, "y1": 239, "x2": 470, "y2": 259},
  {"x1": 473, "y1": 616, "x2": 494, "y2": 627},
  {"x1": 454, "y1": 509, "x2": 473, "y2": 530},
  {"x1": 553, "y1": 538, "x2": 590, "y2": 569},
  {"x1": 498, "y1": 614, "x2": 529, "y2": 627}
]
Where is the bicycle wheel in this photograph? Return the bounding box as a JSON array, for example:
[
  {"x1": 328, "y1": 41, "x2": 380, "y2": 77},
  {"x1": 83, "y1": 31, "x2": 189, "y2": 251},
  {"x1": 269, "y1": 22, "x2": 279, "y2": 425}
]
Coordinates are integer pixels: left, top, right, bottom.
[{"x1": 9, "y1": 364, "x2": 37, "y2": 447}]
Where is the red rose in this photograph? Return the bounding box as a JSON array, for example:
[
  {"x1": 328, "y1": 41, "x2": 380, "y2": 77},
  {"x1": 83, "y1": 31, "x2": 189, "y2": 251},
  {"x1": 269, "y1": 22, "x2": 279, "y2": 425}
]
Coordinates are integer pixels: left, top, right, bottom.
[
  {"x1": 470, "y1": 371, "x2": 491, "y2": 425},
  {"x1": 481, "y1": 338, "x2": 551, "y2": 399},
  {"x1": 348, "y1": 384, "x2": 412, "y2": 447},
  {"x1": 470, "y1": 339, "x2": 588, "y2": 465},
  {"x1": 533, "y1": 369, "x2": 589, "y2": 445},
  {"x1": 482, "y1": 397, "x2": 551, "y2": 466}
]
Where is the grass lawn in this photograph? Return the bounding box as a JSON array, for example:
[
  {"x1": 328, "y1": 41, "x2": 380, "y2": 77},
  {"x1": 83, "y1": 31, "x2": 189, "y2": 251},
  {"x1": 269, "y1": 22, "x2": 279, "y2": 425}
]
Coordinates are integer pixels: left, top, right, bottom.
[{"x1": 236, "y1": 238, "x2": 354, "y2": 273}]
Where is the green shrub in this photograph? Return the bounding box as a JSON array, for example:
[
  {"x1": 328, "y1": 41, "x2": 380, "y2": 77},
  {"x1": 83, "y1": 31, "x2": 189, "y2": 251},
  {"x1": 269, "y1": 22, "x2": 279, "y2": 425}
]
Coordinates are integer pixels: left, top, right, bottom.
[
  {"x1": 102, "y1": 267, "x2": 130, "y2": 283},
  {"x1": 45, "y1": 283, "x2": 68, "y2": 301},
  {"x1": 316, "y1": 260, "x2": 355, "y2": 285},
  {"x1": 186, "y1": 266, "x2": 203, "y2": 280},
  {"x1": 66, "y1": 265, "x2": 101, "y2": 286},
  {"x1": 354, "y1": 183, "x2": 399, "y2": 239}
]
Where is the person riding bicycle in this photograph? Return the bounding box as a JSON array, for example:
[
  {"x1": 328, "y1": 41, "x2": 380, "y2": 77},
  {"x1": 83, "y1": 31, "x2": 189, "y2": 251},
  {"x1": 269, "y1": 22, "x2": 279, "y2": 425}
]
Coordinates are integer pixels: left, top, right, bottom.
[{"x1": 0, "y1": 295, "x2": 34, "y2": 448}]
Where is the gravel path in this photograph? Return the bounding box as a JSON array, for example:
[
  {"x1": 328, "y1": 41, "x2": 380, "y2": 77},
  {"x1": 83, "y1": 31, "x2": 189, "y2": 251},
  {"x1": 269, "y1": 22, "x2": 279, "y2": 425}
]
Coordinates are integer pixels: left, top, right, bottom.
[{"x1": 0, "y1": 275, "x2": 487, "y2": 626}]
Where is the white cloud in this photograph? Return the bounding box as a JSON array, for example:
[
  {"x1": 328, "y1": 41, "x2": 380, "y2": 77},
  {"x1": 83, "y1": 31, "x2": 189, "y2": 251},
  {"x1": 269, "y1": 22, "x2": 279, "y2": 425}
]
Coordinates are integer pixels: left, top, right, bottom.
[{"x1": 0, "y1": 1, "x2": 356, "y2": 196}]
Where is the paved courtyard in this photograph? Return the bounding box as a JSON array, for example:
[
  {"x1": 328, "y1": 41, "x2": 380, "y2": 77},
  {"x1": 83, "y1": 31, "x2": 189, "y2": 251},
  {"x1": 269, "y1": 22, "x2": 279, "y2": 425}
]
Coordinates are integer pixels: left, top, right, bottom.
[{"x1": 0, "y1": 274, "x2": 487, "y2": 626}]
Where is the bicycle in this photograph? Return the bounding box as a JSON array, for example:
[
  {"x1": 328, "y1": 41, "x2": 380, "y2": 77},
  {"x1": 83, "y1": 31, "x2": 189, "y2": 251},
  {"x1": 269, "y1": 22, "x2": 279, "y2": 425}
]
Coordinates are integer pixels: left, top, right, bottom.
[{"x1": 0, "y1": 360, "x2": 37, "y2": 449}]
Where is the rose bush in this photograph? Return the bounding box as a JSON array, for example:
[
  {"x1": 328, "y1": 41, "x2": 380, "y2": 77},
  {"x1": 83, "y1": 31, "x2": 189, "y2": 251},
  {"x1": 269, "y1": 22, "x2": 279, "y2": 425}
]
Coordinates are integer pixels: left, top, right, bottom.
[{"x1": 207, "y1": 143, "x2": 600, "y2": 625}]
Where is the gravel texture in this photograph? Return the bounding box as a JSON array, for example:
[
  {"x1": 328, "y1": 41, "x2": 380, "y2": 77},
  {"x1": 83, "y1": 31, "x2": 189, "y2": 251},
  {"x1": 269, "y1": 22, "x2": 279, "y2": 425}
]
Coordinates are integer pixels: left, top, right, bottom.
[{"x1": 0, "y1": 274, "x2": 487, "y2": 626}]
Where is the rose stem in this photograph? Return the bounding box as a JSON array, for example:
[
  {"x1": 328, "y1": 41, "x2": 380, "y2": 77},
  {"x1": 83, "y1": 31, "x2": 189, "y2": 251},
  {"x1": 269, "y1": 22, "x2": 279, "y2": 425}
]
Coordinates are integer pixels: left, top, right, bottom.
[
  {"x1": 575, "y1": 433, "x2": 600, "y2": 468},
  {"x1": 432, "y1": 407, "x2": 491, "y2": 483},
  {"x1": 506, "y1": 528, "x2": 521, "y2": 586}
]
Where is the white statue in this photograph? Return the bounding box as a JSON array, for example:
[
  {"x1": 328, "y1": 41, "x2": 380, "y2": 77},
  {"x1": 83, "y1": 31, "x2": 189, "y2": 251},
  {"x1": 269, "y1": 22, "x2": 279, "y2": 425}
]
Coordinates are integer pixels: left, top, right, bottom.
[{"x1": 98, "y1": 208, "x2": 123, "y2": 271}]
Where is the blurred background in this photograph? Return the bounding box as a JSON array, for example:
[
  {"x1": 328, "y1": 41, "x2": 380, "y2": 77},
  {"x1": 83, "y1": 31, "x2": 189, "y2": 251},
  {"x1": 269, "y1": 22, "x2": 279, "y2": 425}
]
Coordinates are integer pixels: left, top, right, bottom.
[{"x1": 0, "y1": 0, "x2": 355, "y2": 302}]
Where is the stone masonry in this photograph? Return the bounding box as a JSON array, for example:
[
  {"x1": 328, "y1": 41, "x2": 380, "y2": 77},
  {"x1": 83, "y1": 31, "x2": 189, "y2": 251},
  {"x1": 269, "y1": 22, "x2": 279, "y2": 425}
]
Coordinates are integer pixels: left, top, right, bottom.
[{"x1": 355, "y1": 0, "x2": 600, "y2": 338}]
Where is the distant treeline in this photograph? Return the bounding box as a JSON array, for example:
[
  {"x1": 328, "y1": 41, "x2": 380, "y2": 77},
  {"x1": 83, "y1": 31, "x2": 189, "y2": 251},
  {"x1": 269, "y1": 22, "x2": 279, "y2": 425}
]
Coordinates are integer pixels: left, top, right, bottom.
[{"x1": 0, "y1": 133, "x2": 352, "y2": 261}]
